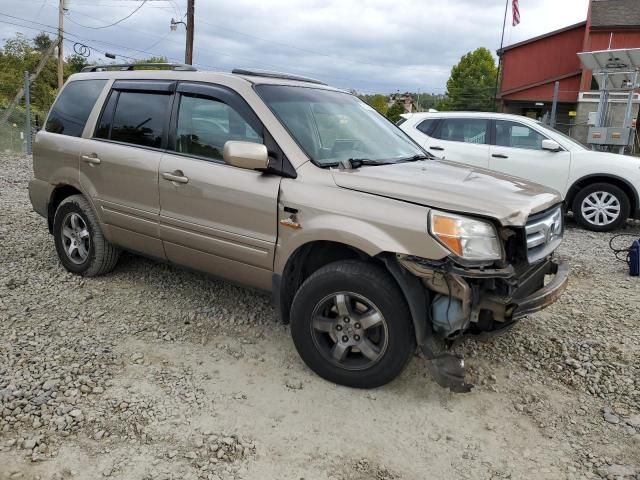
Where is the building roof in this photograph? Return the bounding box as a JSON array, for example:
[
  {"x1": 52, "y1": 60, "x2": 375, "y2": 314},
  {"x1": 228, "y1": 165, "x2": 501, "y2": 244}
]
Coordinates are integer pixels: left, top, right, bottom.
[
  {"x1": 591, "y1": 0, "x2": 640, "y2": 29},
  {"x1": 497, "y1": 21, "x2": 587, "y2": 55}
]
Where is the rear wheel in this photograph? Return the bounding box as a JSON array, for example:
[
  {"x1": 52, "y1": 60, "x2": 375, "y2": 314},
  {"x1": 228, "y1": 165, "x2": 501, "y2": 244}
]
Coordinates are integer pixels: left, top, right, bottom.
[
  {"x1": 572, "y1": 183, "x2": 630, "y2": 232},
  {"x1": 53, "y1": 195, "x2": 120, "y2": 276},
  {"x1": 290, "y1": 260, "x2": 415, "y2": 388}
]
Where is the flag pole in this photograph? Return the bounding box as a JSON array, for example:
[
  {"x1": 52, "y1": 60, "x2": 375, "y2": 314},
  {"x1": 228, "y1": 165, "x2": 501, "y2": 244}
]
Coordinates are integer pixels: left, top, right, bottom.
[{"x1": 494, "y1": 0, "x2": 509, "y2": 111}]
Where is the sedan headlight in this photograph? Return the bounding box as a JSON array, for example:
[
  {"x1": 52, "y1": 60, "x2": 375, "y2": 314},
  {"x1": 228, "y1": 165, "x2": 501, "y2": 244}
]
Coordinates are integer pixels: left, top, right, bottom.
[{"x1": 429, "y1": 210, "x2": 502, "y2": 261}]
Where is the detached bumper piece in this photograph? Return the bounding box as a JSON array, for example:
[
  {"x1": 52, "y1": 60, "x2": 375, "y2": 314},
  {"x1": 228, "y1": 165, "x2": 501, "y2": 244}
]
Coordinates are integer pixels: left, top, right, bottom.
[{"x1": 512, "y1": 260, "x2": 569, "y2": 319}]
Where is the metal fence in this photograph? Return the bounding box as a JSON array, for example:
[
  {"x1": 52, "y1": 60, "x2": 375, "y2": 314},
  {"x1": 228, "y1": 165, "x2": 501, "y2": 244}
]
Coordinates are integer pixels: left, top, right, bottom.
[{"x1": 0, "y1": 71, "x2": 44, "y2": 155}]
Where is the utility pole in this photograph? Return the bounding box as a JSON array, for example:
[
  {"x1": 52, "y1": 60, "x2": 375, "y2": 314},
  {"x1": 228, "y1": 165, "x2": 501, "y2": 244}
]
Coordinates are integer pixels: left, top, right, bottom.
[
  {"x1": 58, "y1": 0, "x2": 65, "y2": 89},
  {"x1": 185, "y1": 0, "x2": 194, "y2": 65}
]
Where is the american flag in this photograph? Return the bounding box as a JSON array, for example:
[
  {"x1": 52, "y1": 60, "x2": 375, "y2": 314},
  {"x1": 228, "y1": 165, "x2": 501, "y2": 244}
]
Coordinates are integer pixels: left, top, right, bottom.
[{"x1": 512, "y1": 0, "x2": 521, "y2": 26}]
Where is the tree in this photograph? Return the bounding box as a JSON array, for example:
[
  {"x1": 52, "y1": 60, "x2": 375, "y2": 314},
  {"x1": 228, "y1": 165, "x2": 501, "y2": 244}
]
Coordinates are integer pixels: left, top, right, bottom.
[
  {"x1": 386, "y1": 103, "x2": 405, "y2": 123},
  {"x1": 368, "y1": 94, "x2": 388, "y2": 116},
  {"x1": 66, "y1": 54, "x2": 90, "y2": 74},
  {"x1": 441, "y1": 47, "x2": 497, "y2": 112},
  {"x1": 33, "y1": 32, "x2": 53, "y2": 52}
]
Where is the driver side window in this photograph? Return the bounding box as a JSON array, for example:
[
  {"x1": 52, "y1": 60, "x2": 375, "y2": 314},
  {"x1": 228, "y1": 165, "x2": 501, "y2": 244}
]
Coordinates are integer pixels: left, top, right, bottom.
[
  {"x1": 174, "y1": 94, "x2": 262, "y2": 161},
  {"x1": 495, "y1": 120, "x2": 546, "y2": 150}
]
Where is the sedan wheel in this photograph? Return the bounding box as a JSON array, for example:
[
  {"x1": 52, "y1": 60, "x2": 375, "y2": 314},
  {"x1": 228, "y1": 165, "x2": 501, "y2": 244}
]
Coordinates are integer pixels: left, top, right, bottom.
[
  {"x1": 580, "y1": 191, "x2": 621, "y2": 227},
  {"x1": 572, "y1": 183, "x2": 630, "y2": 232}
]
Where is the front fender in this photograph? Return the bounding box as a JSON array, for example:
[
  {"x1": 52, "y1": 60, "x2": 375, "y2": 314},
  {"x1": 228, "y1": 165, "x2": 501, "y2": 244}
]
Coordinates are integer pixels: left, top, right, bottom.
[{"x1": 274, "y1": 210, "x2": 449, "y2": 274}]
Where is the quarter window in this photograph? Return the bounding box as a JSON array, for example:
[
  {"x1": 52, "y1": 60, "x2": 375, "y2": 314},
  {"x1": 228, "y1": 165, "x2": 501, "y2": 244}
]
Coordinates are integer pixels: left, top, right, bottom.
[
  {"x1": 436, "y1": 118, "x2": 488, "y2": 144},
  {"x1": 174, "y1": 95, "x2": 262, "y2": 161},
  {"x1": 495, "y1": 120, "x2": 546, "y2": 150},
  {"x1": 416, "y1": 119, "x2": 438, "y2": 136},
  {"x1": 107, "y1": 91, "x2": 170, "y2": 148},
  {"x1": 45, "y1": 80, "x2": 107, "y2": 137}
]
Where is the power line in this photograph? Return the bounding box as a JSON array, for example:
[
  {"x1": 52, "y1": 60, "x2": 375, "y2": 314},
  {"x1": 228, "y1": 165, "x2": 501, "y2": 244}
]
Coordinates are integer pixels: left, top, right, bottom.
[
  {"x1": 64, "y1": 0, "x2": 148, "y2": 30},
  {"x1": 0, "y1": 11, "x2": 448, "y2": 93}
]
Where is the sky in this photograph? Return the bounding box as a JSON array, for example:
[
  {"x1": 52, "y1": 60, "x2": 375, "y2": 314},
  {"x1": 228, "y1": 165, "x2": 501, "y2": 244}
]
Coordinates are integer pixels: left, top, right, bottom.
[{"x1": 0, "y1": 0, "x2": 589, "y2": 93}]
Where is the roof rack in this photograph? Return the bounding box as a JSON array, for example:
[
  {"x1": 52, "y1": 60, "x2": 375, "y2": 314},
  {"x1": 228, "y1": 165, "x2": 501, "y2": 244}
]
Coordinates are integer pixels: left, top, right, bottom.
[
  {"x1": 81, "y1": 63, "x2": 197, "y2": 73},
  {"x1": 231, "y1": 68, "x2": 327, "y2": 85}
]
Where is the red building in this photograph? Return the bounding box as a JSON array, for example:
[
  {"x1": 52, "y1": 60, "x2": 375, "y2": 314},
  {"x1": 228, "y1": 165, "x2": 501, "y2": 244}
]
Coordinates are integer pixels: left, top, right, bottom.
[{"x1": 497, "y1": 0, "x2": 640, "y2": 139}]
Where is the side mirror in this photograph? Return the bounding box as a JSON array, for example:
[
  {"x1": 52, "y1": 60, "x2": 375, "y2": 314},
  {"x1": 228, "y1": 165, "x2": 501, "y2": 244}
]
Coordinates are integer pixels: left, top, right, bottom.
[
  {"x1": 223, "y1": 141, "x2": 269, "y2": 171},
  {"x1": 542, "y1": 139, "x2": 561, "y2": 152}
]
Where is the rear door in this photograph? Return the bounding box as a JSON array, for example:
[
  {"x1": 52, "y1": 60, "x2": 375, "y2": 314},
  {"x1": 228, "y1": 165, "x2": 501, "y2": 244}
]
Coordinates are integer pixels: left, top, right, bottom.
[
  {"x1": 158, "y1": 82, "x2": 281, "y2": 290},
  {"x1": 425, "y1": 117, "x2": 490, "y2": 168},
  {"x1": 80, "y1": 80, "x2": 174, "y2": 259},
  {"x1": 489, "y1": 119, "x2": 571, "y2": 194}
]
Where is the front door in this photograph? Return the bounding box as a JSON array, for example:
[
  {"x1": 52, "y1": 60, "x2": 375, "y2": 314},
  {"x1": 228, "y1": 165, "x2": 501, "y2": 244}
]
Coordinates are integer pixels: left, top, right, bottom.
[
  {"x1": 80, "y1": 81, "x2": 175, "y2": 259},
  {"x1": 489, "y1": 120, "x2": 571, "y2": 195},
  {"x1": 158, "y1": 82, "x2": 281, "y2": 290},
  {"x1": 425, "y1": 117, "x2": 490, "y2": 168}
]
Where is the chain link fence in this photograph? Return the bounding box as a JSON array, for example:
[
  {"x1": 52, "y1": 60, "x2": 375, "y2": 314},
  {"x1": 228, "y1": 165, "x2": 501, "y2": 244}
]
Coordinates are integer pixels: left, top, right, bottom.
[{"x1": 0, "y1": 72, "x2": 50, "y2": 155}]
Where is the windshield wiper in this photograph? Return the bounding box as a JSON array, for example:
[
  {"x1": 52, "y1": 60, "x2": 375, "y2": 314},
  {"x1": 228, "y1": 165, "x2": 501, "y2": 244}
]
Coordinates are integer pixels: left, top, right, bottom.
[
  {"x1": 396, "y1": 154, "x2": 431, "y2": 162},
  {"x1": 322, "y1": 155, "x2": 429, "y2": 169},
  {"x1": 347, "y1": 158, "x2": 397, "y2": 167}
]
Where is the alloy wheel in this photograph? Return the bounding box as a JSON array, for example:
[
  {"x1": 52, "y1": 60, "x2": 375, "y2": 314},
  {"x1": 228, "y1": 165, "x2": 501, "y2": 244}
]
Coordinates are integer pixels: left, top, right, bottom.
[
  {"x1": 60, "y1": 212, "x2": 90, "y2": 264},
  {"x1": 310, "y1": 292, "x2": 389, "y2": 371}
]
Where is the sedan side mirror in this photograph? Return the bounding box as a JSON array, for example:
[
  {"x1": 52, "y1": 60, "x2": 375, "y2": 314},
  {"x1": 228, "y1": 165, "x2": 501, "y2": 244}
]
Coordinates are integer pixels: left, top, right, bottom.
[
  {"x1": 223, "y1": 141, "x2": 269, "y2": 171},
  {"x1": 542, "y1": 139, "x2": 561, "y2": 152}
]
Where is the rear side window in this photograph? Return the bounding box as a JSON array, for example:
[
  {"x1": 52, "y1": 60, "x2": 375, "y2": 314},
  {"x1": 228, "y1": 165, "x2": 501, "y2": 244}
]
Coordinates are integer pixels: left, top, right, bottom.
[
  {"x1": 97, "y1": 91, "x2": 171, "y2": 148},
  {"x1": 435, "y1": 118, "x2": 488, "y2": 145},
  {"x1": 45, "y1": 80, "x2": 106, "y2": 137},
  {"x1": 416, "y1": 119, "x2": 438, "y2": 136}
]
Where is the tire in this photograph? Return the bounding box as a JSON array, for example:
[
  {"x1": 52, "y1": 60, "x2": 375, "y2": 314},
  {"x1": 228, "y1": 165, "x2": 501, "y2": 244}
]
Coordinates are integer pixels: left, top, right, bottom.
[
  {"x1": 572, "y1": 183, "x2": 630, "y2": 232},
  {"x1": 290, "y1": 260, "x2": 415, "y2": 389},
  {"x1": 53, "y1": 195, "x2": 120, "y2": 276}
]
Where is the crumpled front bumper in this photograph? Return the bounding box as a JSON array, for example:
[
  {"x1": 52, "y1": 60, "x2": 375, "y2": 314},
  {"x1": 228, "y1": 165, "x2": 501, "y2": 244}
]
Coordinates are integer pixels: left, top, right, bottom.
[
  {"x1": 396, "y1": 254, "x2": 569, "y2": 393},
  {"x1": 512, "y1": 259, "x2": 569, "y2": 319}
]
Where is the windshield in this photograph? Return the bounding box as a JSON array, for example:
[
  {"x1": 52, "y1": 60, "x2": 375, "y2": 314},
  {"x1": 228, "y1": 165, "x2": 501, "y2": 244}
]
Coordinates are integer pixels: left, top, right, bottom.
[
  {"x1": 535, "y1": 121, "x2": 588, "y2": 150},
  {"x1": 255, "y1": 85, "x2": 425, "y2": 166}
]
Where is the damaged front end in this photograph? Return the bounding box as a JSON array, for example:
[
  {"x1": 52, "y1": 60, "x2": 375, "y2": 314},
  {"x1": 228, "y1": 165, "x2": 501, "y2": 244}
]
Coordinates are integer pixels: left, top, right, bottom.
[{"x1": 386, "y1": 206, "x2": 570, "y2": 393}]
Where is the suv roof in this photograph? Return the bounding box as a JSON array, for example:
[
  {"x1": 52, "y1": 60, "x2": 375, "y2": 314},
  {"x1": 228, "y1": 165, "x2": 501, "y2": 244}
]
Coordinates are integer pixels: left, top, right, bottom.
[{"x1": 73, "y1": 63, "x2": 338, "y2": 91}]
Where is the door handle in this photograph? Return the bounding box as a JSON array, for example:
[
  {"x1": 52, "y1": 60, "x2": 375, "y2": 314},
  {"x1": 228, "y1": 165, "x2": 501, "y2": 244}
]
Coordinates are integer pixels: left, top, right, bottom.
[
  {"x1": 162, "y1": 171, "x2": 189, "y2": 184},
  {"x1": 429, "y1": 146, "x2": 444, "y2": 151},
  {"x1": 81, "y1": 154, "x2": 101, "y2": 165},
  {"x1": 492, "y1": 154, "x2": 509, "y2": 159}
]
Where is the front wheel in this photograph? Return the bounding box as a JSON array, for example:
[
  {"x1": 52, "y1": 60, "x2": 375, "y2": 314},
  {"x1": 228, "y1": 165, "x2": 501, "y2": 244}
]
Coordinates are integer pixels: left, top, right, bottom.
[
  {"x1": 290, "y1": 260, "x2": 415, "y2": 389},
  {"x1": 572, "y1": 183, "x2": 630, "y2": 232}
]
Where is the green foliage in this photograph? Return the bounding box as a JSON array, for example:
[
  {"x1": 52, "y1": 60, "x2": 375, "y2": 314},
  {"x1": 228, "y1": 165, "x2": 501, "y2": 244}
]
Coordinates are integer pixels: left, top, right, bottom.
[
  {"x1": 386, "y1": 103, "x2": 405, "y2": 123},
  {"x1": 0, "y1": 33, "x2": 97, "y2": 122},
  {"x1": 33, "y1": 32, "x2": 53, "y2": 52},
  {"x1": 368, "y1": 94, "x2": 388, "y2": 115},
  {"x1": 66, "y1": 54, "x2": 90, "y2": 74},
  {"x1": 442, "y1": 47, "x2": 497, "y2": 112}
]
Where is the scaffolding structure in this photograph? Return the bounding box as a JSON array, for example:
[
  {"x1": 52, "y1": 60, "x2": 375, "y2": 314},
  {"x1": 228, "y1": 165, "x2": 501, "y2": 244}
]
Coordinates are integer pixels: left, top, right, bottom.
[{"x1": 578, "y1": 47, "x2": 640, "y2": 154}]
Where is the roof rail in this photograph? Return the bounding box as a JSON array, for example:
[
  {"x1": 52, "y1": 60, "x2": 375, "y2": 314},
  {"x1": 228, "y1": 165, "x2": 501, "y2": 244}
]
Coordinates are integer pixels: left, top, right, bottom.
[
  {"x1": 81, "y1": 63, "x2": 197, "y2": 73},
  {"x1": 231, "y1": 68, "x2": 327, "y2": 85}
]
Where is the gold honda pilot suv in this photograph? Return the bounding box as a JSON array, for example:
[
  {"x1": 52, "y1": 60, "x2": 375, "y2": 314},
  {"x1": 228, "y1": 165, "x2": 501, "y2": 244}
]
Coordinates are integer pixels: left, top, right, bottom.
[{"x1": 29, "y1": 64, "x2": 569, "y2": 391}]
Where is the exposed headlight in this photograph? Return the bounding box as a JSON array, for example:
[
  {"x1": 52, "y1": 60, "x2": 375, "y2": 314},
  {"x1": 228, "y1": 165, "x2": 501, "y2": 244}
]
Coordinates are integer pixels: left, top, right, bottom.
[{"x1": 429, "y1": 210, "x2": 502, "y2": 261}]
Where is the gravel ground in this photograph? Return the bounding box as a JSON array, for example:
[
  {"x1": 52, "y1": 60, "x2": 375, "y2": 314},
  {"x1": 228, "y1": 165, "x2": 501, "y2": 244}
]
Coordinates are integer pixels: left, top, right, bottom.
[{"x1": 1, "y1": 153, "x2": 639, "y2": 480}]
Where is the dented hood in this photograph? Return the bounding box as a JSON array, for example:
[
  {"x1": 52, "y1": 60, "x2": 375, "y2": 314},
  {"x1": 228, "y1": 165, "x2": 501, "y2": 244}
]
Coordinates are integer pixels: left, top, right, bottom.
[{"x1": 331, "y1": 160, "x2": 562, "y2": 226}]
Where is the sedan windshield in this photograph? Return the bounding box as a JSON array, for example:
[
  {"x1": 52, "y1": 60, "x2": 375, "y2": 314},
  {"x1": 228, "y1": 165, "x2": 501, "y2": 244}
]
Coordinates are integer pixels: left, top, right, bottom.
[{"x1": 255, "y1": 85, "x2": 425, "y2": 166}]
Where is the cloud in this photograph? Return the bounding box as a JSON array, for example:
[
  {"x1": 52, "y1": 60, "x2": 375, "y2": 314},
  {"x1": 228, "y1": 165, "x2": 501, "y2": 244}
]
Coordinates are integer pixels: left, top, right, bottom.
[{"x1": 0, "y1": 0, "x2": 589, "y2": 92}]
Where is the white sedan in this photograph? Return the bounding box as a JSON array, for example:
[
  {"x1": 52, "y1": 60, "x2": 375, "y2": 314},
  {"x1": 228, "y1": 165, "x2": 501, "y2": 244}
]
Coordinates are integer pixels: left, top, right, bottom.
[{"x1": 398, "y1": 111, "x2": 640, "y2": 231}]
